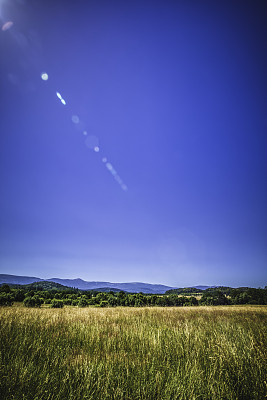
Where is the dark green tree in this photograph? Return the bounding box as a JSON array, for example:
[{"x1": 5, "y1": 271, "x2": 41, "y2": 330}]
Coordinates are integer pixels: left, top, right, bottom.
[
  {"x1": 0, "y1": 284, "x2": 11, "y2": 293},
  {"x1": 0, "y1": 293, "x2": 14, "y2": 306},
  {"x1": 51, "y1": 299, "x2": 64, "y2": 308},
  {"x1": 78, "y1": 297, "x2": 88, "y2": 307}
]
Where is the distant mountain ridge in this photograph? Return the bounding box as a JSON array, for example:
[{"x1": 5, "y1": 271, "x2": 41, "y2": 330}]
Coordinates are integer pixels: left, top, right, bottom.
[
  {"x1": 0, "y1": 274, "x2": 43, "y2": 285},
  {"x1": 0, "y1": 274, "x2": 214, "y2": 294}
]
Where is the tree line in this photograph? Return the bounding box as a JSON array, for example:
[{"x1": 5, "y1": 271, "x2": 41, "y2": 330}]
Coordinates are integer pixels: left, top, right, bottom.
[{"x1": 0, "y1": 284, "x2": 266, "y2": 308}]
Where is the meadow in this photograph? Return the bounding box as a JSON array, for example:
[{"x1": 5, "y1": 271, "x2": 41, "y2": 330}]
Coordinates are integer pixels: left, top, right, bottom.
[{"x1": 0, "y1": 305, "x2": 266, "y2": 400}]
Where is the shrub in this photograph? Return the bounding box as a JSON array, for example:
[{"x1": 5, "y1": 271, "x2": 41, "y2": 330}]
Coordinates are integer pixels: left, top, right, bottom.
[
  {"x1": 78, "y1": 298, "x2": 88, "y2": 307},
  {"x1": 13, "y1": 289, "x2": 25, "y2": 302},
  {"x1": 0, "y1": 293, "x2": 14, "y2": 306},
  {"x1": 50, "y1": 299, "x2": 64, "y2": 308},
  {"x1": 63, "y1": 298, "x2": 73, "y2": 305},
  {"x1": 99, "y1": 300, "x2": 109, "y2": 307},
  {"x1": 23, "y1": 296, "x2": 43, "y2": 308}
]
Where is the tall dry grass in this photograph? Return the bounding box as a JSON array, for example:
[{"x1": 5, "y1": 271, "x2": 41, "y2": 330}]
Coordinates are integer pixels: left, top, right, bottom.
[{"x1": 0, "y1": 305, "x2": 266, "y2": 399}]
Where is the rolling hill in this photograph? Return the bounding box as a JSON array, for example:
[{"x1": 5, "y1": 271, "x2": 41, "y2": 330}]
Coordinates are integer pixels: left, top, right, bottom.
[{"x1": 0, "y1": 274, "x2": 215, "y2": 294}]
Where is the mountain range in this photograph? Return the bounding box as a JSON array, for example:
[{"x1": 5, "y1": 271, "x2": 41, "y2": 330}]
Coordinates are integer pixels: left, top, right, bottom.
[{"x1": 0, "y1": 274, "x2": 212, "y2": 294}]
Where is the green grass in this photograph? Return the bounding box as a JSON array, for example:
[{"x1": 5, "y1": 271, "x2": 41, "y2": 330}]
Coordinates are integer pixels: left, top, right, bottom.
[{"x1": 0, "y1": 306, "x2": 266, "y2": 399}]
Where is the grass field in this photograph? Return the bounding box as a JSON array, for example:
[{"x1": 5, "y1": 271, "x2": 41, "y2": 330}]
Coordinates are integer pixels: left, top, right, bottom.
[{"x1": 0, "y1": 305, "x2": 266, "y2": 400}]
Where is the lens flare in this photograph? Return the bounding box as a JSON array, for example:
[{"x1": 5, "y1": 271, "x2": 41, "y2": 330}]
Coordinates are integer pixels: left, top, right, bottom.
[
  {"x1": 56, "y1": 92, "x2": 66, "y2": 105},
  {"x1": 71, "y1": 115, "x2": 79, "y2": 124},
  {"x1": 2, "y1": 21, "x2": 13, "y2": 31},
  {"x1": 39, "y1": 74, "x2": 127, "y2": 190},
  {"x1": 41, "y1": 72, "x2": 48, "y2": 81}
]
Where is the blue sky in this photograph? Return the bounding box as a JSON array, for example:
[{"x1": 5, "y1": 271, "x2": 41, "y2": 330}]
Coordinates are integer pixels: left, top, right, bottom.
[{"x1": 0, "y1": 0, "x2": 266, "y2": 287}]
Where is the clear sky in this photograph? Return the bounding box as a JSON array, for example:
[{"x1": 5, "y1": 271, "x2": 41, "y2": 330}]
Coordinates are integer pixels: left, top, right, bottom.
[{"x1": 0, "y1": 0, "x2": 266, "y2": 287}]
